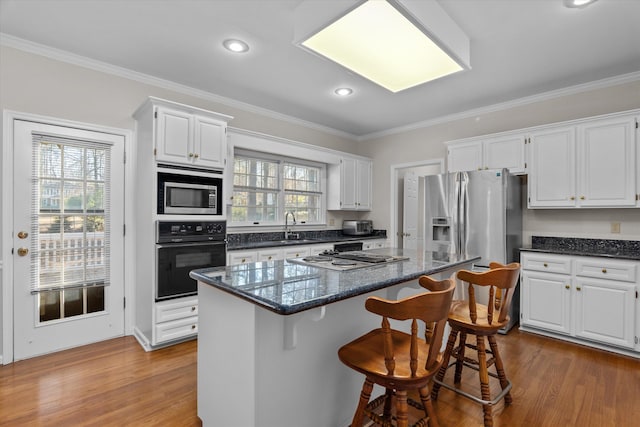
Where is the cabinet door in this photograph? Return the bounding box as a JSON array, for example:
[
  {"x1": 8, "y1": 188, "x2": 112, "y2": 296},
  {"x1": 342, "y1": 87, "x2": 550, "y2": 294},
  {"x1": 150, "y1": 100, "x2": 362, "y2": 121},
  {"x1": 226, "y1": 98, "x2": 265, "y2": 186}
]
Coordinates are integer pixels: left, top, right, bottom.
[
  {"x1": 356, "y1": 159, "x2": 372, "y2": 210},
  {"x1": 194, "y1": 116, "x2": 226, "y2": 169},
  {"x1": 521, "y1": 271, "x2": 572, "y2": 334},
  {"x1": 484, "y1": 134, "x2": 526, "y2": 173},
  {"x1": 283, "y1": 246, "x2": 311, "y2": 259},
  {"x1": 257, "y1": 248, "x2": 283, "y2": 262},
  {"x1": 577, "y1": 116, "x2": 636, "y2": 207},
  {"x1": 637, "y1": 116, "x2": 640, "y2": 207},
  {"x1": 340, "y1": 158, "x2": 358, "y2": 209},
  {"x1": 447, "y1": 141, "x2": 482, "y2": 172},
  {"x1": 528, "y1": 127, "x2": 576, "y2": 208},
  {"x1": 574, "y1": 277, "x2": 635, "y2": 349},
  {"x1": 227, "y1": 250, "x2": 257, "y2": 265},
  {"x1": 156, "y1": 107, "x2": 192, "y2": 164}
]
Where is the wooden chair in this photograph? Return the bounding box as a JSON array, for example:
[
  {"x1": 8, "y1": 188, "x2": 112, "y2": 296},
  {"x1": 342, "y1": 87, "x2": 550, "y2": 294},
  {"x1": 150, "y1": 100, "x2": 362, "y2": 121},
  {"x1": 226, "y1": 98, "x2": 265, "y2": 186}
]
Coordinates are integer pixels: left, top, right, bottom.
[
  {"x1": 431, "y1": 262, "x2": 521, "y2": 427},
  {"x1": 338, "y1": 275, "x2": 456, "y2": 427}
]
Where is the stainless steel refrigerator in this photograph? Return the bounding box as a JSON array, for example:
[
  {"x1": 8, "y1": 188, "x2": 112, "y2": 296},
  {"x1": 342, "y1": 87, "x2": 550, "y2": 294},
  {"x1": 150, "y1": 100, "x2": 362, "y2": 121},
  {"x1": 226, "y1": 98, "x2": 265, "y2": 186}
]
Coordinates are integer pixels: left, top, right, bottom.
[{"x1": 421, "y1": 168, "x2": 523, "y2": 332}]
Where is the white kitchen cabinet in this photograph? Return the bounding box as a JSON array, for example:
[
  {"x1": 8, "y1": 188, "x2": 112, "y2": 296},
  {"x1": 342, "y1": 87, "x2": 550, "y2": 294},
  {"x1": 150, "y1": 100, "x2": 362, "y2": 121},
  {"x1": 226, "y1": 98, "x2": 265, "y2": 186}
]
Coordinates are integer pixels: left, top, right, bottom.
[
  {"x1": 528, "y1": 126, "x2": 576, "y2": 208},
  {"x1": 257, "y1": 248, "x2": 283, "y2": 262},
  {"x1": 637, "y1": 115, "x2": 640, "y2": 207},
  {"x1": 153, "y1": 297, "x2": 198, "y2": 346},
  {"x1": 155, "y1": 106, "x2": 229, "y2": 169},
  {"x1": 283, "y1": 246, "x2": 311, "y2": 259},
  {"x1": 520, "y1": 252, "x2": 639, "y2": 353},
  {"x1": 577, "y1": 115, "x2": 636, "y2": 207},
  {"x1": 363, "y1": 239, "x2": 387, "y2": 250},
  {"x1": 528, "y1": 114, "x2": 637, "y2": 208},
  {"x1": 328, "y1": 157, "x2": 372, "y2": 210},
  {"x1": 228, "y1": 250, "x2": 257, "y2": 265},
  {"x1": 447, "y1": 134, "x2": 526, "y2": 174}
]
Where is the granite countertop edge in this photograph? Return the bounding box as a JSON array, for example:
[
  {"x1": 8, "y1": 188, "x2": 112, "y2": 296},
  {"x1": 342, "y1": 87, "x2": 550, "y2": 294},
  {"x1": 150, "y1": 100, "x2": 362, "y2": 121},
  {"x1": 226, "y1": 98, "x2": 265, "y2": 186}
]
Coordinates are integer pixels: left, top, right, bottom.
[
  {"x1": 519, "y1": 247, "x2": 640, "y2": 261},
  {"x1": 192, "y1": 255, "x2": 480, "y2": 316},
  {"x1": 228, "y1": 234, "x2": 385, "y2": 251}
]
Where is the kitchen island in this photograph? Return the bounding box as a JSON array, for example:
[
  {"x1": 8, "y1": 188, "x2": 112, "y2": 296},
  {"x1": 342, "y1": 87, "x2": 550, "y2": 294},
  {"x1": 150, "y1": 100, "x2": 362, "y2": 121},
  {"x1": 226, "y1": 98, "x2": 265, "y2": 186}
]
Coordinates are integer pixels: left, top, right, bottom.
[{"x1": 190, "y1": 248, "x2": 479, "y2": 427}]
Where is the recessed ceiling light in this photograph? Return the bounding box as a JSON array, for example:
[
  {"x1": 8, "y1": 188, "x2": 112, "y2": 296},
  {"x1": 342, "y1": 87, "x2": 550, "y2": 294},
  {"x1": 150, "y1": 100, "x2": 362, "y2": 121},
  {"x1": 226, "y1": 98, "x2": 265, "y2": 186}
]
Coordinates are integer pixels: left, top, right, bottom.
[
  {"x1": 223, "y1": 39, "x2": 249, "y2": 53},
  {"x1": 294, "y1": 0, "x2": 470, "y2": 93},
  {"x1": 563, "y1": 0, "x2": 598, "y2": 8},
  {"x1": 334, "y1": 87, "x2": 353, "y2": 96}
]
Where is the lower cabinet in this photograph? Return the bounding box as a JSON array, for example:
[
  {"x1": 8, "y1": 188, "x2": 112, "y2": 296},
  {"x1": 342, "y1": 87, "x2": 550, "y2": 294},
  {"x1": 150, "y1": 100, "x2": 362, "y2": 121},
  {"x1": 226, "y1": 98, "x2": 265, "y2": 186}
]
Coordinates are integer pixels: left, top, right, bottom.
[
  {"x1": 521, "y1": 252, "x2": 638, "y2": 354},
  {"x1": 153, "y1": 297, "x2": 198, "y2": 346}
]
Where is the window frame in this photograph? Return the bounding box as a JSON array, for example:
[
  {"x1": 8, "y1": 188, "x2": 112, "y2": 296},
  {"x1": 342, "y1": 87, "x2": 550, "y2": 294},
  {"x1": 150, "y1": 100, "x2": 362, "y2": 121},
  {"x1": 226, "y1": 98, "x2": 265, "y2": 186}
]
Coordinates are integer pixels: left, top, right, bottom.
[{"x1": 231, "y1": 149, "x2": 326, "y2": 227}]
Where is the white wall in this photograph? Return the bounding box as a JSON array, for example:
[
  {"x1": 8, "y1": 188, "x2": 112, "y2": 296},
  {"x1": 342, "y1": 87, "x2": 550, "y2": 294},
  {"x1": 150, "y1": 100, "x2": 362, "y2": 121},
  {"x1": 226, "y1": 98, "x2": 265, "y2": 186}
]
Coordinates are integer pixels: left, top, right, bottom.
[{"x1": 358, "y1": 80, "x2": 640, "y2": 242}]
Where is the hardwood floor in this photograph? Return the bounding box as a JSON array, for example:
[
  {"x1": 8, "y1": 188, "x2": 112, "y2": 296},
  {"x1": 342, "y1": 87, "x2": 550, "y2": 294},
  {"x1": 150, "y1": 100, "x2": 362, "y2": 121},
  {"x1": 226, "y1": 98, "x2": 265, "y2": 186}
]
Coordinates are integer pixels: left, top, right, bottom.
[{"x1": 0, "y1": 330, "x2": 638, "y2": 426}]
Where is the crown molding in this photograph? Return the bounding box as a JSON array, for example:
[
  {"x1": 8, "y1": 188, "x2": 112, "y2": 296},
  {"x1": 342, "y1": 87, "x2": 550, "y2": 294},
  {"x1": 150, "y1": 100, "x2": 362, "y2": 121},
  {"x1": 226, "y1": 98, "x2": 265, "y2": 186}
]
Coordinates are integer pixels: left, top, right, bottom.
[
  {"x1": 0, "y1": 33, "x2": 358, "y2": 141},
  {"x1": 358, "y1": 70, "x2": 640, "y2": 141}
]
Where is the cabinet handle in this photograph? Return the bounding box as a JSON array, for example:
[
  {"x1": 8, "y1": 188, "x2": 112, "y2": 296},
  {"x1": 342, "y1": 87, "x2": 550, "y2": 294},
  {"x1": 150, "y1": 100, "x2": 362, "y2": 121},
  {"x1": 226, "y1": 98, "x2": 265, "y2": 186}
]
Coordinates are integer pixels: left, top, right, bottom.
[
  {"x1": 484, "y1": 166, "x2": 489, "y2": 170},
  {"x1": 241, "y1": 258, "x2": 246, "y2": 263},
  {"x1": 191, "y1": 306, "x2": 196, "y2": 311},
  {"x1": 570, "y1": 196, "x2": 575, "y2": 201},
  {"x1": 477, "y1": 167, "x2": 482, "y2": 171},
  {"x1": 268, "y1": 256, "x2": 272, "y2": 260},
  {"x1": 580, "y1": 196, "x2": 585, "y2": 200},
  {"x1": 576, "y1": 286, "x2": 581, "y2": 291},
  {"x1": 565, "y1": 285, "x2": 570, "y2": 289},
  {"x1": 602, "y1": 268, "x2": 607, "y2": 274},
  {"x1": 191, "y1": 325, "x2": 196, "y2": 330},
  {"x1": 194, "y1": 153, "x2": 199, "y2": 159},
  {"x1": 188, "y1": 152, "x2": 194, "y2": 158},
  {"x1": 543, "y1": 263, "x2": 548, "y2": 267}
]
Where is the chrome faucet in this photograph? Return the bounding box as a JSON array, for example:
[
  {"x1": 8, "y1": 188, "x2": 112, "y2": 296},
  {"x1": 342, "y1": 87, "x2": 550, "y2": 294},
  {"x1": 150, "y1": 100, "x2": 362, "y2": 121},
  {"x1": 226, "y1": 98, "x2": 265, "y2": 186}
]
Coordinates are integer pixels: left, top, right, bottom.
[{"x1": 285, "y1": 211, "x2": 299, "y2": 240}]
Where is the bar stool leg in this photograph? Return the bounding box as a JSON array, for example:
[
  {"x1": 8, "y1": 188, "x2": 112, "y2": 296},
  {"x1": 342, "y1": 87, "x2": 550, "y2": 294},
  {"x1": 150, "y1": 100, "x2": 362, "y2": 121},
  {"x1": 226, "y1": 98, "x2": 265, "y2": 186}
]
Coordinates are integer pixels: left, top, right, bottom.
[
  {"x1": 396, "y1": 390, "x2": 409, "y2": 427},
  {"x1": 476, "y1": 335, "x2": 493, "y2": 427},
  {"x1": 383, "y1": 388, "x2": 394, "y2": 421},
  {"x1": 432, "y1": 328, "x2": 458, "y2": 400},
  {"x1": 352, "y1": 378, "x2": 373, "y2": 427},
  {"x1": 488, "y1": 335, "x2": 512, "y2": 405},
  {"x1": 454, "y1": 331, "x2": 468, "y2": 384},
  {"x1": 418, "y1": 386, "x2": 440, "y2": 427}
]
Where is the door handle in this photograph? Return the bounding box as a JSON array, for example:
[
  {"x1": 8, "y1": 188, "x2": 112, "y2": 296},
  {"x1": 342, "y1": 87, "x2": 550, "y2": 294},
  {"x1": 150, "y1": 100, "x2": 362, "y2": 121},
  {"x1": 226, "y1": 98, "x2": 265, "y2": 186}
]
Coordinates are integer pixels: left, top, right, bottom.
[
  {"x1": 17, "y1": 247, "x2": 29, "y2": 256},
  {"x1": 18, "y1": 231, "x2": 29, "y2": 239}
]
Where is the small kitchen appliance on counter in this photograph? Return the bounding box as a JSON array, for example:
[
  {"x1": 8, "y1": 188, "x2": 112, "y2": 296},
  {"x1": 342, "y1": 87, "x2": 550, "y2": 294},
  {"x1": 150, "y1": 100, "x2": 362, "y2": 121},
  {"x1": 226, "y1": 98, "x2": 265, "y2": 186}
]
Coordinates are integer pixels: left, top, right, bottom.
[{"x1": 342, "y1": 220, "x2": 373, "y2": 236}]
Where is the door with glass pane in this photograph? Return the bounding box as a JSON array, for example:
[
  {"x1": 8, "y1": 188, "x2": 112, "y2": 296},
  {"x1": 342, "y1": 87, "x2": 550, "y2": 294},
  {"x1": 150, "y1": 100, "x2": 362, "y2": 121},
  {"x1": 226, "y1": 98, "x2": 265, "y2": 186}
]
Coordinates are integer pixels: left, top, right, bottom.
[{"x1": 12, "y1": 120, "x2": 125, "y2": 360}]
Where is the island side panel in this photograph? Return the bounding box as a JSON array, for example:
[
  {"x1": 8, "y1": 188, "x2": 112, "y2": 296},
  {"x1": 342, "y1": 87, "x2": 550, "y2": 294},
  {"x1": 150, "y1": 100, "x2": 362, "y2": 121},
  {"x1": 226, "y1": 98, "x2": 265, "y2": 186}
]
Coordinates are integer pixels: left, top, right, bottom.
[
  {"x1": 254, "y1": 290, "x2": 385, "y2": 427},
  {"x1": 198, "y1": 282, "x2": 257, "y2": 427}
]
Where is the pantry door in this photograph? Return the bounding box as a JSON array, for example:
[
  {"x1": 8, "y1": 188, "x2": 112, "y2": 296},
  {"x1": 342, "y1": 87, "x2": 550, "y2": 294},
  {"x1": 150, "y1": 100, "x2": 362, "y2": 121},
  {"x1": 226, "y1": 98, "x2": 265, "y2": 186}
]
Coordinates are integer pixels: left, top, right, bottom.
[{"x1": 11, "y1": 119, "x2": 125, "y2": 361}]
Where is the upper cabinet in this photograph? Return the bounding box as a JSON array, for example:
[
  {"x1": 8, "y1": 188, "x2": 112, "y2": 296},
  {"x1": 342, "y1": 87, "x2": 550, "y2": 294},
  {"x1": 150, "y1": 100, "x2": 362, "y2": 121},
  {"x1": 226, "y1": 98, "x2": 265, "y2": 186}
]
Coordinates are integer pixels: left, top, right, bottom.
[
  {"x1": 134, "y1": 97, "x2": 233, "y2": 171},
  {"x1": 156, "y1": 106, "x2": 229, "y2": 169},
  {"x1": 447, "y1": 133, "x2": 526, "y2": 174},
  {"x1": 328, "y1": 157, "x2": 372, "y2": 210},
  {"x1": 528, "y1": 114, "x2": 637, "y2": 208}
]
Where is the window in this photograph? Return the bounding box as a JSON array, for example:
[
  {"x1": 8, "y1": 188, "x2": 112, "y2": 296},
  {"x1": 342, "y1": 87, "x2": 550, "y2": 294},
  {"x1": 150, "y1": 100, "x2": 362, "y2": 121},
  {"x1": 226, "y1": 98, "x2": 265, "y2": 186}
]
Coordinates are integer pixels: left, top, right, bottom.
[{"x1": 232, "y1": 151, "x2": 325, "y2": 225}]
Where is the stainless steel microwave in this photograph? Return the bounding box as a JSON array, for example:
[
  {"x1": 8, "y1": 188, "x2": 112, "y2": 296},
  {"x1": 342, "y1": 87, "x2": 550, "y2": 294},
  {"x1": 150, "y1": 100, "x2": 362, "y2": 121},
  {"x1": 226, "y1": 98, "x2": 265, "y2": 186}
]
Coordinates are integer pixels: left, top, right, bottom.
[{"x1": 157, "y1": 167, "x2": 223, "y2": 215}]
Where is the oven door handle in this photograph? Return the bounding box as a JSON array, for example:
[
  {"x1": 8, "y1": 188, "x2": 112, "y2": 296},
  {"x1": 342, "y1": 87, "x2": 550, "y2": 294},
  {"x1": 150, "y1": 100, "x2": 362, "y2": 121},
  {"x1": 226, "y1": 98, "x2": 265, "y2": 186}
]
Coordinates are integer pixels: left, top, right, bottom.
[{"x1": 156, "y1": 241, "x2": 226, "y2": 249}]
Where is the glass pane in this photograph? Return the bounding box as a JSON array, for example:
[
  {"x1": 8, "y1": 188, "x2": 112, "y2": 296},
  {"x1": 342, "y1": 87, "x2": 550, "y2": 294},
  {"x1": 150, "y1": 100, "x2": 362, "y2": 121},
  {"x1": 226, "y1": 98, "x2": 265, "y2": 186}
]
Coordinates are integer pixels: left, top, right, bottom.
[
  {"x1": 63, "y1": 215, "x2": 84, "y2": 233},
  {"x1": 87, "y1": 286, "x2": 105, "y2": 313},
  {"x1": 63, "y1": 288, "x2": 84, "y2": 318},
  {"x1": 63, "y1": 146, "x2": 84, "y2": 179},
  {"x1": 63, "y1": 248, "x2": 86, "y2": 285},
  {"x1": 40, "y1": 179, "x2": 61, "y2": 212},
  {"x1": 39, "y1": 291, "x2": 61, "y2": 322},
  {"x1": 86, "y1": 182, "x2": 104, "y2": 212},
  {"x1": 85, "y1": 148, "x2": 105, "y2": 181},
  {"x1": 39, "y1": 142, "x2": 61, "y2": 178},
  {"x1": 63, "y1": 181, "x2": 84, "y2": 211}
]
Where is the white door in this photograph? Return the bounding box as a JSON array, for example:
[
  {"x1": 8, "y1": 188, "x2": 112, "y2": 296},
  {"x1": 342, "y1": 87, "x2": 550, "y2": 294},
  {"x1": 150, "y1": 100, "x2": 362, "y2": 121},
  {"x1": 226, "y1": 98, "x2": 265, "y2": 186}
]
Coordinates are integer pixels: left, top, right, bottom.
[
  {"x1": 12, "y1": 120, "x2": 125, "y2": 360},
  {"x1": 402, "y1": 171, "x2": 418, "y2": 249}
]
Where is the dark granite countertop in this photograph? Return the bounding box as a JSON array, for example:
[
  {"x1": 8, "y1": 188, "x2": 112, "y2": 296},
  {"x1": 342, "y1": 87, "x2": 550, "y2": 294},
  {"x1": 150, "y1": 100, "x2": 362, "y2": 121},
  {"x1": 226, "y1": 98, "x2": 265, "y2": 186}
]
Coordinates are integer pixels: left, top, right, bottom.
[
  {"x1": 520, "y1": 236, "x2": 640, "y2": 261},
  {"x1": 191, "y1": 248, "x2": 479, "y2": 315},
  {"x1": 227, "y1": 229, "x2": 387, "y2": 251}
]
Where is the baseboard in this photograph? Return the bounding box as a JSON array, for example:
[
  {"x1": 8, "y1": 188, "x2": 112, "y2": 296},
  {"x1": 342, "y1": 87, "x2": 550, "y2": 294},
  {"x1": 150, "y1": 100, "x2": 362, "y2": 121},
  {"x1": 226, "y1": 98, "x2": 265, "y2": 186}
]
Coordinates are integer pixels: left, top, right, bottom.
[{"x1": 133, "y1": 327, "x2": 152, "y2": 352}]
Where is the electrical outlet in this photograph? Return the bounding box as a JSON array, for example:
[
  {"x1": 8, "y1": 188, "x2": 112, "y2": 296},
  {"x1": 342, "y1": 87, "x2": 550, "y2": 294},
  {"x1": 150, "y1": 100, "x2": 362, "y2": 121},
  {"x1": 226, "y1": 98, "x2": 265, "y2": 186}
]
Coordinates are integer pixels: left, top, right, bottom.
[
  {"x1": 611, "y1": 222, "x2": 621, "y2": 233},
  {"x1": 329, "y1": 218, "x2": 335, "y2": 226}
]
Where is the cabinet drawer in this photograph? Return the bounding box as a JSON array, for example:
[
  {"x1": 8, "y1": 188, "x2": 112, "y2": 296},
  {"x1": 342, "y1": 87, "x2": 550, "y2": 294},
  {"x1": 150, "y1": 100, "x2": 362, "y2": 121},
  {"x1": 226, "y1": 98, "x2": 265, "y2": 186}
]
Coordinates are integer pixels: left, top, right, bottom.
[
  {"x1": 154, "y1": 316, "x2": 198, "y2": 344},
  {"x1": 155, "y1": 298, "x2": 198, "y2": 323},
  {"x1": 521, "y1": 253, "x2": 572, "y2": 274},
  {"x1": 575, "y1": 258, "x2": 637, "y2": 283}
]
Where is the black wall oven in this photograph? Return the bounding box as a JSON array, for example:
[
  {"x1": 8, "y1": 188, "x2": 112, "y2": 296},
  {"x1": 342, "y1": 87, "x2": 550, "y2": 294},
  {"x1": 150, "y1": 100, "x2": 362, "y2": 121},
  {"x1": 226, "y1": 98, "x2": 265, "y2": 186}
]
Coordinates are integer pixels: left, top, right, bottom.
[{"x1": 156, "y1": 220, "x2": 226, "y2": 301}]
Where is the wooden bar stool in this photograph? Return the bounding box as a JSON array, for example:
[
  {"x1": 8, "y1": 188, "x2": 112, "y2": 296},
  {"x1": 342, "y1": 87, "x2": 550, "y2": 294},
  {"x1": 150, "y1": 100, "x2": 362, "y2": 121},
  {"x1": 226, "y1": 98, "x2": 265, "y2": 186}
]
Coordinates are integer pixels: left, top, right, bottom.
[
  {"x1": 431, "y1": 262, "x2": 520, "y2": 427},
  {"x1": 338, "y1": 275, "x2": 456, "y2": 427}
]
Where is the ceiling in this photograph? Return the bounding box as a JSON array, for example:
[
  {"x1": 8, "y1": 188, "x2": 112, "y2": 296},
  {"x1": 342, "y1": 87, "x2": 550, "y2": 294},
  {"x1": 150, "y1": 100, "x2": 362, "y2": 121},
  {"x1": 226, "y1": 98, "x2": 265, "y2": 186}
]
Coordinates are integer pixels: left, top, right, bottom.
[{"x1": 1, "y1": 0, "x2": 639, "y2": 139}]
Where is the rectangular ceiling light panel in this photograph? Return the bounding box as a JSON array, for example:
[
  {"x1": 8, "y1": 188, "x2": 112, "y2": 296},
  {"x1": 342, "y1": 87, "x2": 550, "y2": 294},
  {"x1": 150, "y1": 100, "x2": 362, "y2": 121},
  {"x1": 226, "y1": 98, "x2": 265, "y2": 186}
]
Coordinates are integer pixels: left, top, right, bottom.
[{"x1": 298, "y1": 0, "x2": 468, "y2": 92}]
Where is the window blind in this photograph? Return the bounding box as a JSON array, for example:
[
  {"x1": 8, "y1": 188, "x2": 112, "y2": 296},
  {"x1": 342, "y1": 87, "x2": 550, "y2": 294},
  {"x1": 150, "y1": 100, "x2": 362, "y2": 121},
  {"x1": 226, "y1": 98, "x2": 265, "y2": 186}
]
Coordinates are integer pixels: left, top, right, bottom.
[{"x1": 30, "y1": 133, "x2": 112, "y2": 293}]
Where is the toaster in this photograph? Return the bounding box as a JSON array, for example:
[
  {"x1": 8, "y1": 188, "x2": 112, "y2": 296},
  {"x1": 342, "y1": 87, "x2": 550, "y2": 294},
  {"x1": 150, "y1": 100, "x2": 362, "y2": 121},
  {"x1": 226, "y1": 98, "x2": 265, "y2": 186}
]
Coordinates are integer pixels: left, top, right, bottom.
[{"x1": 342, "y1": 220, "x2": 373, "y2": 236}]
